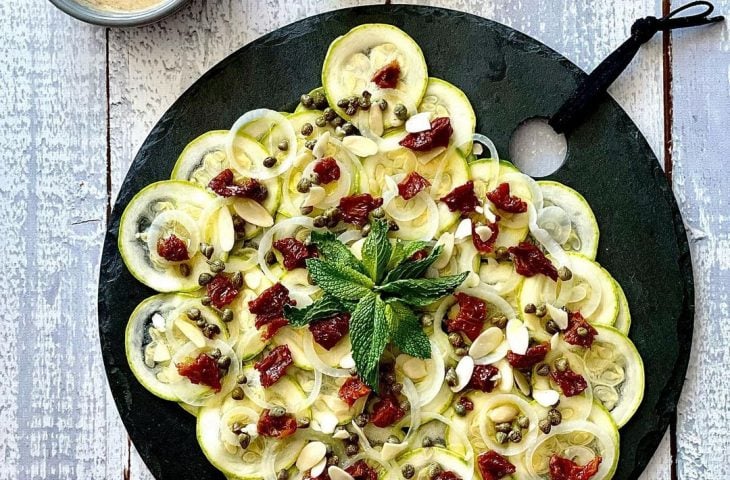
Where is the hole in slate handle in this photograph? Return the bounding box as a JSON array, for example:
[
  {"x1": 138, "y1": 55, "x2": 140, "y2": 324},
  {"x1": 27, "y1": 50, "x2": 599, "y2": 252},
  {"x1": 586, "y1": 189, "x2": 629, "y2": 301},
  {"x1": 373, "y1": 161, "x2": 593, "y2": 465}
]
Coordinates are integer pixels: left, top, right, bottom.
[{"x1": 509, "y1": 117, "x2": 568, "y2": 177}]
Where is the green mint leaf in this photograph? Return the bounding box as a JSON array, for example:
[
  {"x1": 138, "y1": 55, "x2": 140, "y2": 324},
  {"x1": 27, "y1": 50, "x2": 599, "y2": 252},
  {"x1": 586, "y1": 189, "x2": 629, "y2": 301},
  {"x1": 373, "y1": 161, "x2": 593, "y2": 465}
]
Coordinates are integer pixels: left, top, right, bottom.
[
  {"x1": 309, "y1": 230, "x2": 366, "y2": 274},
  {"x1": 284, "y1": 294, "x2": 346, "y2": 327},
  {"x1": 383, "y1": 245, "x2": 443, "y2": 283},
  {"x1": 362, "y1": 218, "x2": 392, "y2": 283},
  {"x1": 377, "y1": 272, "x2": 469, "y2": 306},
  {"x1": 306, "y1": 258, "x2": 374, "y2": 301},
  {"x1": 350, "y1": 293, "x2": 388, "y2": 391},
  {"x1": 387, "y1": 239, "x2": 430, "y2": 270},
  {"x1": 386, "y1": 300, "x2": 431, "y2": 359}
]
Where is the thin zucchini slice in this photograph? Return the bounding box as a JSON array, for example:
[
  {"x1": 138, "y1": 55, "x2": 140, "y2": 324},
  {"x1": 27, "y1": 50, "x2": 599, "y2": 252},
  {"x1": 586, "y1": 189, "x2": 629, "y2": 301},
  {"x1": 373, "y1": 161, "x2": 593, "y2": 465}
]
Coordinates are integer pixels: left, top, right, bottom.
[
  {"x1": 538, "y1": 181, "x2": 599, "y2": 259},
  {"x1": 171, "y1": 130, "x2": 229, "y2": 182},
  {"x1": 322, "y1": 24, "x2": 428, "y2": 129},
  {"x1": 118, "y1": 180, "x2": 213, "y2": 292},
  {"x1": 531, "y1": 349, "x2": 594, "y2": 423},
  {"x1": 613, "y1": 279, "x2": 632, "y2": 335},
  {"x1": 419, "y1": 77, "x2": 476, "y2": 155}
]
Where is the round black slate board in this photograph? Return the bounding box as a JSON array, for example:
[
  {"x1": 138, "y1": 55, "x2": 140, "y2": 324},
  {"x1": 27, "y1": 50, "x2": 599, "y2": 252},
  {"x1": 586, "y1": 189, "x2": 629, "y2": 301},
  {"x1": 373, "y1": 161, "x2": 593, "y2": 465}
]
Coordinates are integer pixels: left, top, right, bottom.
[{"x1": 98, "y1": 5, "x2": 694, "y2": 479}]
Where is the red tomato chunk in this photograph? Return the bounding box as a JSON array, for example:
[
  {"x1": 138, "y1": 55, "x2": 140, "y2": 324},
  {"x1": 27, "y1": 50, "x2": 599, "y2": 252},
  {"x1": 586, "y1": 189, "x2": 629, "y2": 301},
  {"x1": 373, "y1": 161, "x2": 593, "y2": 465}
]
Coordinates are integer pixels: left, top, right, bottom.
[
  {"x1": 371, "y1": 60, "x2": 401, "y2": 89},
  {"x1": 206, "y1": 273, "x2": 239, "y2": 309},
  {"x1": 313, "y1": 156, "x2": 341, "y2": 185},
  {"x1": 478, "y1": 450, "x2": 516, "y2": 480},
  {"x1": 551, "y1": 367, "x2": 588, "y2": 397},
  {"x1": 256, "y1": 408, "x2": 298, "y2": 439},
  {"x1": 447, "y1": 292, "x2": 487, "y2": 341},
  {"x1": 487, "y1": 182, "x2": 528, "y2": 213},
  {"x1": 248, "y1": 283, "x2": 296, "y2": 339},
  {"x1": 398, "y1": 171, "x2": 431, "y2": 200},
  {"x1": 549, "y1": 455, "x2": 602, "y2": 480},
  {"x1": 563, "y1": 312, "x2": 598, "y2": 348},
  {"x1": 507, "y1": 342, "x2": 550, "y2": 369},
  {"x1": 273, "y1": 237, "x2": 318, "y2": 270},
  {"x1": 208, "y1": 169, "x2": 268, "y2": 202},
  {"x1": 440, "y1": 181, "x2": 480, "y2": 214},
  {"x1": 400, "y1": 117, "x2": 453, "y2": 152},
  {"x1": 309, "y1": 313, "x2": 350, "y2": 350},
  {"x1": 345, "y1": 460, "x2": 379, "y2": 480},
  {"x1": 508, "y1": 242, "x2": 558, "y2": 281},
  {"x1": 339, "y1": 376, "x2": 372, "y2": 407},
  {"x1": 339, "y1": 193, "x2": 383, "y2": 226},
  {"x1": 156, "y1": 234, "x2": 189, "y2": 262},
  {"x1": 254, "y1": 345, "x2": 293, "y2": 388},
  {"x1": 469, "y1": 364, "x2": 499, "y2": 393},
  {"x1": 176, "y1": 353, "x2": 221, "y2": 392},
  {"x1": 371, "y1": 394, "x2": 405, "y2": 427}
]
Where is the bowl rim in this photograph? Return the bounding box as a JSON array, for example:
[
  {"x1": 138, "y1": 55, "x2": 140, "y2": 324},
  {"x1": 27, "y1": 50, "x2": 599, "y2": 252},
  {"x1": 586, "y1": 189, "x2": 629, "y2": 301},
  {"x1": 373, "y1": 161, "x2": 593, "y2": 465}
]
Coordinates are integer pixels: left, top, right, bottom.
[{"x1": 48, "y1": 0, "x2": 191, "y2": 27}]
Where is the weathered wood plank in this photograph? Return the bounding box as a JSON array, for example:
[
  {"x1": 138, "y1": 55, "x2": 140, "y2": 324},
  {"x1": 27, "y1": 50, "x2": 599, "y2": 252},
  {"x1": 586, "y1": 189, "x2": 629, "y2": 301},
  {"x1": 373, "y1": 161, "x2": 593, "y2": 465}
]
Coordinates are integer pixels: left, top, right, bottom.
[
  {"x1": 0, "y1": 1, "x2": 116, "y2": 479},
  {"x1": 670, "y1": 9, "x2": 730, "y2": 479}
]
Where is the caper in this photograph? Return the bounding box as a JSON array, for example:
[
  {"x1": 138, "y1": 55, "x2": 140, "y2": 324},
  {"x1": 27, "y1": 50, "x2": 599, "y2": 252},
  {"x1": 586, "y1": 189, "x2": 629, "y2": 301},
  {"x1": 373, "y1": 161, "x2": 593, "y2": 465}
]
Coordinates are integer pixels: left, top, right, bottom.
[
  {"x1": 342, "y1": 122, "x2": 357, "y2": 136},
  {"x1": 401, "y1": 464, "x2": 415, "y2": 479},
  {"x1": 361, "y1": 90, "x2": 372, "y2": 99},
  {"x1": 448, "y1": 332, "x2": 463, "y2": 347},
  {"x1": 535, "y1": 304, "x2": 547, "y2": 317},
  {"x1": 421, "y1": 313, "x2": 434, "y2": 327},
  {"x1": 323, "y1": 107, "x2": 337, "y2": 121},
  {"x1": 210, "y1": 348, "x2": 221, "y2": 358},
  {"x1": 548, "y1": 408, "x2": 562, "y2": 426},
  {"x1": 555, "y1": 357, "x2": 569, "y2": 372},
  {"x1": 345, "y1": 443, "x2": 359, "y2": 456},
  {"x1": 388, "y1": 220, "x2": 400, "y2": 231},
  {"x1": 296, "y1": 177, "x2": 312, "y2": 194},
  {"x1": 310, "y1": 173, "x2": 321, "y2": 185},
  {"x1": 491, "y1": 315, "x2": 508, "y2": 329},
  {"x1": 345, "y1": 104, "x2": 357, "y2": 116},
  {"x1": 576, "y1": 326, "x2": 589, "y2": 337},
  {"x1": 384, "y1": 372, "x2": 396, "y2": 384},
  {"x1": 297, "y1": 417, "x2": 310, "y2": 428},
  {"x1": 393, "y1": 103, "x2": 408, "y2": 120},
  {"x1": 558, "y1": 266, "x2": 573, "y2": 281},
  {"x1": 536, "y1": 363, "x2": 551, "y2": 376},
  {"x1": 355, "y1": 413, "x2": 369, "y2": 427},
  {"x1": 508, "y1": 429, "x2": 522, "y2": 443},
  {"x1": 545, "y1": 319, "x2": 560, "y2": 334},
  {"x1": 266, "y1": 250, "x2": 277, "y2": 265},
  {"x1": 300, "y1": 205, "x2": 314, "y2": 216},
  {"x1": 276, "y1": 469, "x2": 289, "y2": 480},
  {"x1": 517, "y1": 415, "x2": 530, "y2": 429},
  {"x1": 217, "y1": 355, "x2": 231, "y2": 369},
  {"x1": 231, "y1": 271, "x2": 244, "y2": 289},
  {"x1": 348, "y1": 367, "x2": 358, "y2": 376},
  {"x1": 493, "y1": 432, "x2": 508, "y2": 446},
  {"x1": 269, "y1": 406, "x2": 286, "y2": 418},
  {"x1": 421, "y1": 436, "x2": 433, "y2": 447},
  {"x1": 222, "y1": 308, "x2": 234, "y2": 323},
  {"x1": 331, "y1": 116, "x2": 345, "y2": 127},
  {"x1": 524, "y1": 303, "x2": 537, "y2": 314},
  {"x1": 312, "y1": 91, "x2": 328, "y2": 109},
  {"x1": 198, "y1": 272, "x2": 213, "y2": 286},
  {"x1": 202, "y1": 325, "x2": 216, "y2": 338},
  {"x1": 300, "y1": 93, "x2": 314, "y2": 108},
  {"x1": 313, "y1": 216, "x2": 327, "y2": 228},
  {"x1": 387, "y1": 435, "x2": 400, "y2": 444},
  {"x1": 300, "y1": 122, "x2": 314, "y2": 136},
  {"x1": 327, "y1": 455, "x2": 339, "y2": 466},
  {"x1": 196, "y1": 318, "x2": 206, "y2": 328},
  {"x1": 186, "y1": 308, "x2": 201, "y2": 320},
  {"x1": 399, "y1": 399, "x2": 411, "y2": 412},
  {"x1": 427, "y1": 462, "x2": 442, "y2": 479},
  {"x1": 237, "y1": 374, "x2": 247, "y2": 385},
  {"x1": 238, "y1": 432, "x2": 251, "y2": 449},
  {"x1": 305, "y1": 140, "x2": 317, "y2": 150},
  {"x1": 539, "y1": 418, "x2": 552, "y2": 434},
  {"x1": 337, "y1": 98, "x2": 350, "y2": 108},
  {"x1": 348, "y1": 432, "x2": 359, "y2": 444},
  {"x1": 208, "y1": 259, "x2": 225, "y2": 273},
  {"x1": 358, "y1": 97, "x2": 371, "y2": 110},
  {"x1": 209, "y1": 324, "x2": 221, "y2": 335},
  {"x1": 378, "y1": 99, "x2": 388, "y2": 111},
  {"x1": 231, "y1": 386, "x2": 244, "y2": 400},
  {"x1": 315, "y1": 116, "x2": 327, "y2": 127},
  {"x1": 324, "y1": 207, "x2": 341, "y2": 227},
  {"x1": 391, "y1": 382, "x2": 403, "y2": 395},
  {"x1": 201, "y1": 296, "x2": 212, "y2": 306},
  {"x1": 455, "y1": 347, "x2": 468, "y2": 357},
  {"x1": 445, "y1": 367, "x2": 458, "y2": 387},
  {"x1": 232, "y1": 215, "x2": 245, "y2": 232},
  {"x1": 495, "y1": 246, "x2": 510, "y2": 261},
  {"x1": 495, "y1": 422, "x2": 512, "y2": 433},
  {"x1": 179, "y1": 263, "x2": 191, "y2": 277},
  {"x1": 361, "y1": 224, "x2": 371, "y2": 237},
  {"x1": 199, "y1": 242, "x2": 213, "y2": 259},
  {"x1": 454, "y1": 403, "x2": 467, "y2": 416},
  {"x1": 231, "y1": 421, "x2": 244, "y2": 434}
]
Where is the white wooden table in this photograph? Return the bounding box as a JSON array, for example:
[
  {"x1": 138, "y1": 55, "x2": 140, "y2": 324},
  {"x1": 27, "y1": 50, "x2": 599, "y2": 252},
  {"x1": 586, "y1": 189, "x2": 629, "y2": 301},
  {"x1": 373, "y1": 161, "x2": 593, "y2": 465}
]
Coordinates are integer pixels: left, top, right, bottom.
[{"x1": 1, "y1": 0, "x2": 727, "y2": 478}]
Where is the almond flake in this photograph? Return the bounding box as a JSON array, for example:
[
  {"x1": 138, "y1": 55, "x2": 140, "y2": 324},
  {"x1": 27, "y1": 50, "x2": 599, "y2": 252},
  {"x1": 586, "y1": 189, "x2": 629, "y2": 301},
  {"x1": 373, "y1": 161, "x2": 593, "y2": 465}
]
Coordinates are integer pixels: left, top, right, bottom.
[
  {"x1": 328, "y1": 466, "x2": 356, "y2": 480},
  {"x1": 450, "y1": 355, "x2": 475, "y2": 393},
  {"x1": 405, "y1": 112, "x2": 433, "y2": 133},
  {"x1": 533, "y1": 389, "x2": 560, "y2": 407},
  {"x1": 342, "y1": 135, "x2": 378, "y2": 157},
  {"x1": 232, "y1": 198, "x2": 274, "y2": 227},
  {"x1": 506, "y1": 318, "x2": 529, "y2": 355},
  {"x1": 296, "y1": 441, "x2": 327, "y2": 472},
  {"x1": 546, "y1": 304, "x2": 568, "y2": 330},
  {"x1": 454, "y1": 218, "x2": 472, "y2": 240},
  {"x1": 302, "y1": 185, "x2": 326, "y2": 208},
  {"x1": 469, "y1": 327, "x2": 504, "y2": 359}
]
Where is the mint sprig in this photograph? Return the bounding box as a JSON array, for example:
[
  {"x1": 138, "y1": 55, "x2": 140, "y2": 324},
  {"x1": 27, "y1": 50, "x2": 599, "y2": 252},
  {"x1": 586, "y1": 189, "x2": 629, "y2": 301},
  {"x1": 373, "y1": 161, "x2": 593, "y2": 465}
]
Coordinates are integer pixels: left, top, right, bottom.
[{"x1": 284, "y1": 219, "x2": 467, "y2": 391}]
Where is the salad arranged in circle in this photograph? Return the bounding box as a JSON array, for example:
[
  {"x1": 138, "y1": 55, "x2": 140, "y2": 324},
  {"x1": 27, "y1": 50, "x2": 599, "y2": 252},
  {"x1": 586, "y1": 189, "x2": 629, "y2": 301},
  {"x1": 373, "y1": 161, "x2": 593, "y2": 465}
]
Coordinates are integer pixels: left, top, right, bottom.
[{"x1": 120, "y1": 24, "x2": 644, "y2": 480}]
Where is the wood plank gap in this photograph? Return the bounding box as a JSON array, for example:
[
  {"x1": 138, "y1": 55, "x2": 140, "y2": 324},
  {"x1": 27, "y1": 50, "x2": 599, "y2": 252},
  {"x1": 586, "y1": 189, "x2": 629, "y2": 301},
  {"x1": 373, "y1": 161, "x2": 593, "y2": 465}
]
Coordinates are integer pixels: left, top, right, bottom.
[
  {"x1": 123, "y1": 437, "x2": 132, "y2": 480},
  {"x1": 106, "y1": 27, "x2": 112, "y2": 222},
  {"x1": 662, "y1": 0, "x2": 674, "y2": 182}
]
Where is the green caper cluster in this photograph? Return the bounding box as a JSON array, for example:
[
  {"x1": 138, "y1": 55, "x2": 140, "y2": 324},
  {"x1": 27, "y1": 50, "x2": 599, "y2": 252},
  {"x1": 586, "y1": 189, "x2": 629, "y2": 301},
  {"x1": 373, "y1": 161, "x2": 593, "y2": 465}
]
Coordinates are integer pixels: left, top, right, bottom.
[
  {"x1": 187, "y1": 306, "x2": 221, "y2": 339},
  {"x1": 300, "y1": 91, "x2": 328, "y2": 110},
  {"x1": 539, "y1": 408, "x2": 563, "y2": 434},
  {"x1": 337, "y1": 90, "x2": 374, "y2": 116},
  {"x1": 230, "y1": 421, "x2": 251, "y2": 449},
  {"x1": 494, "y1": 414, "x2": 531, "y2": 445},
  {"x1": 312, "y1": 206, "x2": 341, "y2": 228}
]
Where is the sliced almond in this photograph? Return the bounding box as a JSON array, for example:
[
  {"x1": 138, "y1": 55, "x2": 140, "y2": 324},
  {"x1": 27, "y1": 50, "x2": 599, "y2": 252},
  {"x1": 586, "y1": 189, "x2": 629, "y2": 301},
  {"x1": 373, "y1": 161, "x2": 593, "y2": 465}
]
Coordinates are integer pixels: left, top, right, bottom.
[
  {"x1": 472, "y1": 143, "x2": 484, "y2": 156},
  {"x1": 466, "y1": 271, "x2": 480, "y2": 288},
  {"x1": 533, "y1": 389, "x2": 560, "y2": 407},
  {"x1": 152, "y1": 313, "x2": 166, "y2": 331},
  {"x1": 454, "y1": 218, "x2": 472, "y2": 240},
  {"x1": 302, "y1": 185, "x2": 327, "y2": 208},
  {"x1": 244, "y1": 270, "x2": 262, "y2": 290},
  {"x1": 488, "y1": 405, "x2": 518, "y2": 423},
  {"x1": 311, "y1": 457, "x2": 327, "y2": 478},
  {"x1": 332, "y1": 429, "x2": 350, "y2": 440},
  {"x1": 296, "y1": 441, "x2": 327, "y2": 472},
  {"x1": 381, "y1": 441, "x2": 408, "y2": 461},
  {"x1": 506, "y1": 318, "x2": 529, "y2": 355},
  {"x1": 175, "y1": 318, "x2": 206, "y2": 348},
  {"x1": 416, "y1": 146, "x2": 446, "y2": 165},
  {"x1": 450, "y1": 355, "x2": 475, "y2": 393},
  {"x1": 514, "y1": 369, "x2": 531, "y2": 396},
  {"x1": 550, "y1": 332, "x2": 560, "y2": 350},
  {"x1": 474, "y1": 225, "x2": 493, "y2": 242},
  {"x1": 328, "y1": 466, "x2": 355, "y2": 480},
  {"x1": 314, "y1": 412, "x2": 338, "y2": 434},
  {"x1": 313, "y1": 131, "x2": 331, "y2": 159},
  {"x1": 405, "y1": 111, "x2": 433, "y2": 133},
  {"x1": 546, "y1": 304, "x2": 569, "y2": 330},
  {"x1": 153, "y1": 344, "x2": 171, "y2": 363},
  {"x1": 369, "y1": 106, "x2": 384, "y2": 137},
  {"x1": 483, "y1": 204, "x2": 497, "y2": 224},
  {"x1": 496, "y1": 359, "x2": 514, "y2": 393},
  {"x1": 343, "y1": 135, "x2": 378, "y2": 157},
  {"x1": 469, "y1": 327, "x2": 505, "y2": 359},
  {"x1": 232, "y1": 198, "x2": 274, "y2": 227},
  {"x1": 216, "y1": 206, "x2": 235, "y2": 252},
  {"x1": 339, "y1": 353, "x2": 355, "y2": 369},
  {"x1": 402, "y1": 358, "x2": 428, "y2": 380},
  {"x1": 433, "y1": 232, "x2": 455, "y2": 269}
]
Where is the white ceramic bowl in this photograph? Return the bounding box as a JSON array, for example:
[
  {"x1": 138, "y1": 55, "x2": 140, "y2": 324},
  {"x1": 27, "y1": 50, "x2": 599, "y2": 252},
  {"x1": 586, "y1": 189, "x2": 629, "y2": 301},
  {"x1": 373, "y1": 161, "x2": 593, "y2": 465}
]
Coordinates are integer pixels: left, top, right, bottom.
[{"x1": 49, "y1": 0, "x2": 191, "y2": 27}]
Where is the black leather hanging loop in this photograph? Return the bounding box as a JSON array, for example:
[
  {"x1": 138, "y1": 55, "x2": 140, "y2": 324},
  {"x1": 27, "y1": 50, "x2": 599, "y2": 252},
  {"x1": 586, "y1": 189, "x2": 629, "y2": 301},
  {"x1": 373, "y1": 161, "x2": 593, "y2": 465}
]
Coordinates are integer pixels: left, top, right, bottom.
[{"x1": 549, "y1": 1, "x2": 723, "y2": 134}]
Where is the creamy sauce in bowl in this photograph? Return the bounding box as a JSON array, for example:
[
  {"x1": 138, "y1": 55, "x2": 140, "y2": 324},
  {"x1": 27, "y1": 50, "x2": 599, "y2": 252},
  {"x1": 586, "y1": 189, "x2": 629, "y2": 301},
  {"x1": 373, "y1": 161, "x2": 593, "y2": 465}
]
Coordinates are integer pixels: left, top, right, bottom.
[{"x1": 81, "y1": 0, "x2": 164, "y2": 12}]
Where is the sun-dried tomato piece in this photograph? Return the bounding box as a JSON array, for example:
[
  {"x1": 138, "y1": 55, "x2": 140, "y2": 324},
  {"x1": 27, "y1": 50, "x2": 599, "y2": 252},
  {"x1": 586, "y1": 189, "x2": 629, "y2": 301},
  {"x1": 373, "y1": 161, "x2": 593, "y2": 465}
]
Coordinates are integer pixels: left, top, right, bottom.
[
  {"x1": 563, "y1": 312, "x2": 599, "y2": 348},
  {"x1": 398, "y1": 171, "x2": 431, "y2": 200},
  {"x1": 206, "y1": 274, "x2": 239, "y2": 309},
  {"x1": 472, "y1": 220, "x2": 500, "y2": 253},
  {"x1": 371, "y1": 394, "x2": 405, "y2": 428},
  {"x1": 507, "y1": 342, "x2": 551, "y2": 369},
  {"x1": 156, "y1": 234, "x2": 189, "y2": 261},
  {"x1": 256, "y1": 408, "x2": 298, "y2": 439},
  {"x1": 273, "y1": 237, "x2": 318, "y2": 270},
  {"x1": 440, "y1": 181, "x2": 480, "y2": 214},
  {"x1": 339, "y1": 193, "x2": 383, "y2": 226},
  {"x1": 458, "y1": 396, "x2": 475, "y2": 412},
  {"x1": 549, "y1": 455, "x2": 602, "y2": 480},
  {"x1": 254, "y1": 345, "x2": 293, "y2": 388},
  {"x1": 208, "y1": 169, "x2": 268, "y2": 202},
  {"x1": 371, "y1": 60, "x2": 401, "y2": 89},
  {"x1": 313, "y1": 156, "x2": 341, "y2": 185},
  {"x1": 551, "y1": 367, "x2": 588, "y2": 397},
  {"x1": 249, "y1": 283, "x2": 296, "y2": 339},
  {"x1": 338, "y1": 376, "x2": 372, "y2": 407},
  {"x1": 447, "y1": 292, "x2": 487, "y2": 341},
  {"x1": 176, "y1": 353, "x2": 221, "y2": 392},
  {"x1": 345, "y1": 460, "x2": 379, "y2": 480},
  {"x1": 400, "y1": 117, "x2": 453, "y2": 152},
  {"x1": 478, "y1": 450, "x2": 516, "y2": 480},
  {"x1": 508, "y1": 242, "x2": 558, "y2": 281},
  {"x1": 487, "y1": 182, "x2": 528, "y2": 214},
  {"x1": 309, "y1": 312, "x2": 350, "y2": 350},
  {"x1": 433, "y1": 472, "x2": 461, "y2": 480},
  {"x1": 468, "y1": 364, "x2": 500, "y2": 392}
]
